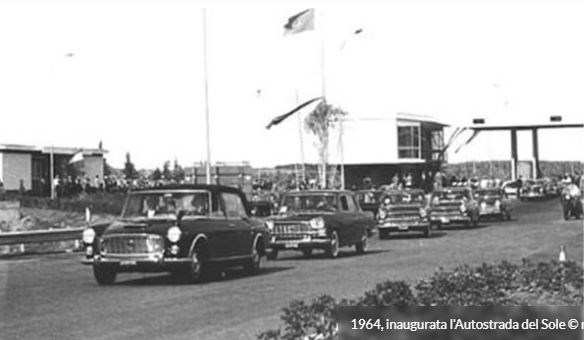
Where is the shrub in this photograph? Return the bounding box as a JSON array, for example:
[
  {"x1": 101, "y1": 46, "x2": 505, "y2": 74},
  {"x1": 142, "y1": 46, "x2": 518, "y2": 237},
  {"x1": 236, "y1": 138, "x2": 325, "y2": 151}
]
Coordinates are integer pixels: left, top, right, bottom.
[
  {"x1": 258, "y1": 260, "x2": 583, "y2": 340},
  {"x1": 16, "y1": 193, "x2": 125, "y2": 216}
]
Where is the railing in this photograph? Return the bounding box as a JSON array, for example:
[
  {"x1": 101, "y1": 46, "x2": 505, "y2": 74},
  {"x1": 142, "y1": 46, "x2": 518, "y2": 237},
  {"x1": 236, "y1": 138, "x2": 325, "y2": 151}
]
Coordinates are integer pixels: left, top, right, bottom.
[{"x1": 0, "y1": 228, "x2": 84, "y2": 246}]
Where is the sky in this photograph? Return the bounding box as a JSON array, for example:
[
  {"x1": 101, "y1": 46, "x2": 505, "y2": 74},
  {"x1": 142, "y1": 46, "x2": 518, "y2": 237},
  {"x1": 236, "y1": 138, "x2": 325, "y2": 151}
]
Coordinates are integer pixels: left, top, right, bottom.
[{"x1": 0, "y1": 0, "x2": 582, "y2": 169}]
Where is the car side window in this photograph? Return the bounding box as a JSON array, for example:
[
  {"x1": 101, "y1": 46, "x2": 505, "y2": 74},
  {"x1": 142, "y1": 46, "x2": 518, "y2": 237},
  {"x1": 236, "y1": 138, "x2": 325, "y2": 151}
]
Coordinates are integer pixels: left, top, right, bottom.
[
  {"x1": 221, "y1": 193, "x2": 247, "y2": 219},
  {"x1": 340, "y1": 195, "x2": 349, "y2": 211},
  {"x1": 345, "y1": 195, "x2": 357, "y2": 212}
]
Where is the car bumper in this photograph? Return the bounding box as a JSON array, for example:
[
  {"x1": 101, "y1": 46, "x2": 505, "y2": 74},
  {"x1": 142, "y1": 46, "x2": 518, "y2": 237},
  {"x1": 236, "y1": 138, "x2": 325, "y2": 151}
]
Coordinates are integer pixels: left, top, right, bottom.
[
  {"x1": 377, "y1": 221, "x2": 429, "y2": 232},
  {"x1": 269, "y1": 237, "x2": 331, "y2": 251},
  {"x1": 479, "y1": 208, "x2": 504, "y2": 216},
  {"x1": 429, "y1": 215, "x2": 471, "y2": 225},
  {"x1": 81, "y1": 254, "x2": 190, "y2": 271}
]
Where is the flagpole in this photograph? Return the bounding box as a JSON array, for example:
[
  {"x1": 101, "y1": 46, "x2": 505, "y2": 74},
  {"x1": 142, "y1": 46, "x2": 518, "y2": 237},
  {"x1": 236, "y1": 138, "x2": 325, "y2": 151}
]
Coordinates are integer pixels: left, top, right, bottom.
[
  {"x1": 202, "y1": 8, "x2": 211, "y2": 185},
  {"x1": 319, "y1": 9, "x2": 328, "y2": 188},
  {"x1": 295, "y1": 90, "x2": 306, "y2": 186},
  {"x1": 50, "y1": 146, "x2": 55, "y2": 199}
]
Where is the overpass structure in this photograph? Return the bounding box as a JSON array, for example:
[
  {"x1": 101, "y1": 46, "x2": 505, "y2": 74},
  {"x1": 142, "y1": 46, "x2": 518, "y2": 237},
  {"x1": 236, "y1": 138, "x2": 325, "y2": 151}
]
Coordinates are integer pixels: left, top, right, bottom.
[{"x1": 464, "y1": 116, "x2": 583, "y2": 179}]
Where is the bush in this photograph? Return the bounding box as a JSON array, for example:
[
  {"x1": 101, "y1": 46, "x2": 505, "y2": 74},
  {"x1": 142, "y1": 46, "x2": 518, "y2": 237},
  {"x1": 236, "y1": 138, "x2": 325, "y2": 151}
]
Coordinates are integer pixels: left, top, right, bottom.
[
  {"x1": 15, "y1": 193, "x2": 125, "y2": 216},
  {"x1": 258, "y1": 260, "x2": 583, "y2": 340}
]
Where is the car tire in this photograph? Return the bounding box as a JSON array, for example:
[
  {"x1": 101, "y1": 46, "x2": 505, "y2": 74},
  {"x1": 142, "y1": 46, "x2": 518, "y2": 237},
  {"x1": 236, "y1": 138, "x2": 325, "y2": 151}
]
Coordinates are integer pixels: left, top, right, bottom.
[
  {"x1": 326, "y1": 230, "x2": 340, "y2": 258},
  {"x1": 93, "y1": 264, "x2": 117, "y2": 285},
  {"x1": 563, "y1": 207, "x2": 571, "y2": 221},
  {"x1": 182, "y1": 244, "x2": 209, "y2": 283},
  {"x1": 267, "y1": 249, "x2": 278, "y2": 260},
  {"x1": 244, "y1": 240, "x2": 263, "y2": 275},
  {"x1": 355, "y1": 229, "x2": 368, "y2": 254},
  {"x1": 301, "y1": 249, "x2": 313, "y2": 257},
  {"x1": 379, "y1": 230, "x2": 390, "y2": 240},
  {"x1": 423, "y1": 225, "x2": 430, "y2": 238}
]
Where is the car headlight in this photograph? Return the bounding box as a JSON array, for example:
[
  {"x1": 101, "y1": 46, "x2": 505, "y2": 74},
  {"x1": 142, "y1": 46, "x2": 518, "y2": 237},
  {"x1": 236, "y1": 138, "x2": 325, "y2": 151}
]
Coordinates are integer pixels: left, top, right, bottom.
[
  {"x1": 167, "y1": 226, "x2": 182, "y2": 243},
  {"x1": 459, "y1": 203, "x2": 467, "y2": 213},
  {"x1": 309, "y1": 217, "x2": 325, "y2": 229},
  {"x1": 565, "y1": 194, "x2": 571, "y2": 200},
  {"x1": 494, "y1": 200, "x2": 501, "y2": 208},
  {"x1": 82, "y1": 228, "x2": 96, "y2": 244},
  {"x1": 419, "y1": 208, "x2": 427, "y2": 218},
  {"x1": 480, "y1": 202, "x2": 487, "y2": 210},
  {"x1": 265, "y1": 220, "x2": 274, "y2": 230}
]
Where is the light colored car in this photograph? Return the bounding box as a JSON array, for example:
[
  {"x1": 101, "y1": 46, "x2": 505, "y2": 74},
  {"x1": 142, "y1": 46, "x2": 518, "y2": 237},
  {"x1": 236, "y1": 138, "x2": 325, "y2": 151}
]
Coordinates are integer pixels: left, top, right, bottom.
[{"x1": 473, "y1": 188, "x2": 512, "y2": 221}]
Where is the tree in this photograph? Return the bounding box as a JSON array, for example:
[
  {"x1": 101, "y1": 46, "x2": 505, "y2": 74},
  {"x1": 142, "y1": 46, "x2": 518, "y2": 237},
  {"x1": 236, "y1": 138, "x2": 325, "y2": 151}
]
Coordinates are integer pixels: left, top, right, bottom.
[
  {"x1": 162, "y1": 161, "x2": 172, "y2": 180},
  {"x1": 123, "y1": 152, "x2": 139, "y2": 179},
  {"x1": 172, "y1": 159, "x2": 185, "y2": 182},
  {"x1": 304, "y1": 100, "x2": 347, "y2": 188},
  {"x1": 151, "y1": 168, "x2": 162, "y2": 181}
]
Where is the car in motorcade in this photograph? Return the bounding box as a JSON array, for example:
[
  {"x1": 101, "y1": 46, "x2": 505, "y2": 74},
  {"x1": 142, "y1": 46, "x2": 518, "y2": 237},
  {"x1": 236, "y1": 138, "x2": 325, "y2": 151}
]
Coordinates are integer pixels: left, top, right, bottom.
[
  {"x1": 519, "y1": 179, "x2": 546, "y2": 200},
  {"x1": 81, "y1": 185, "x2": 269, "y2": 285},
  {"x1": 265, "y1": 190, "x2": 375, "y2": 259},
  {"x1": 560, "y1": 183, "x2": 583, "y2": 220},
  {"x1": 428, "y1": 186, "x2": 479, "y2": 228},
  {"x1": 355, "y1": 189, "x2": 383, "y2": 218},
  {"x1": 376, "y1": 188, "x2": 430, "y2": 239},
  {"x1": 501, "y1": 180, "x2": 521, "y2": 200},
  {"x1": 542, "y1": 178, "x2": 560, "y2": 198},
  {"x1": 473, "y1": 187, "x2": 512, "y2": 221},
  {"x1": 249, "y1": 200, "x2": 275, "y2": 218}
]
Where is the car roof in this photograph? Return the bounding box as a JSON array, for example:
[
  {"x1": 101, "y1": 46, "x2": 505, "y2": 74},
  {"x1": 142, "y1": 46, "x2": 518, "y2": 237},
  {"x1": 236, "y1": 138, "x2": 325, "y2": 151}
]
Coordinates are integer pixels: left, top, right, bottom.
[{"x1": 434, "y1": 186, "x2": 470, "y2": 192}]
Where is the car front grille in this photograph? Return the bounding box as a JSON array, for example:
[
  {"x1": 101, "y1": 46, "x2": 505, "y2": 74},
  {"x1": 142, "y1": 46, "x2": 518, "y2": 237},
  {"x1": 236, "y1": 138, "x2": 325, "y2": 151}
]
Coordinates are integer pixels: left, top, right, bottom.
[
  {"x1": 272, "y1": 223, "x2": 315, "y2": 240},
  {"x1": 101, "y1": 234, "x2": 165, "y2": 255}
]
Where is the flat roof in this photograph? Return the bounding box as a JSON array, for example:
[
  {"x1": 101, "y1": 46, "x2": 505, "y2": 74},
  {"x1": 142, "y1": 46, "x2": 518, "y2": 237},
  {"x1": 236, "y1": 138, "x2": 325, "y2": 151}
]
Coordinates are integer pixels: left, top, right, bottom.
[{"x1": 0, "y1": 143, "x2": 107, "y2": 155}]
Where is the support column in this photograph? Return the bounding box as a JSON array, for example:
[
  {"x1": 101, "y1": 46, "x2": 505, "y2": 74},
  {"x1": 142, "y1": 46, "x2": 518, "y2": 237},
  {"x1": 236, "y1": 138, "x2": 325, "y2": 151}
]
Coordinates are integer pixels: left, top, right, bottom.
[
  {"x1": 532, "y1": 128, "x2": 540, "y2": 179},
  {"x1": 510, "y1": 129, "x2": 518, "y2": 180}
]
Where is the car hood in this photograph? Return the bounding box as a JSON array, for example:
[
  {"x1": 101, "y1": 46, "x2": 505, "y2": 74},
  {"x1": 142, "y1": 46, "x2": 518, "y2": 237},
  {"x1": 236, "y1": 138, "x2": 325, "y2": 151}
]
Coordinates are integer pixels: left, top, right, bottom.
[{"x1": 102, "y1": 218, "x2": 177, "y2": 236}]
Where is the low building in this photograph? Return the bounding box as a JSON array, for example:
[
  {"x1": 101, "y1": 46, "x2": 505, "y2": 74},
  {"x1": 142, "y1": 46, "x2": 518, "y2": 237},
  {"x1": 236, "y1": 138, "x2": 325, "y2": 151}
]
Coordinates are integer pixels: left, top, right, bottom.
[
  {"x1": 0, "y1": 144, "x2": 106, "y2": 196},
  {"x1": 341, "y1": 112, "x2": 447, "y2": 189}
]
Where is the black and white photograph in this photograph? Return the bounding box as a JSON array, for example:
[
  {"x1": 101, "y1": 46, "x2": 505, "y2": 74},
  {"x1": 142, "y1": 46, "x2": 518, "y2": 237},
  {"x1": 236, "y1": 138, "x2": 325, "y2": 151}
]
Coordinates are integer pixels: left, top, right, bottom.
[{"x1": 0, "y1": 1, "x2": 583, "y2": 339}]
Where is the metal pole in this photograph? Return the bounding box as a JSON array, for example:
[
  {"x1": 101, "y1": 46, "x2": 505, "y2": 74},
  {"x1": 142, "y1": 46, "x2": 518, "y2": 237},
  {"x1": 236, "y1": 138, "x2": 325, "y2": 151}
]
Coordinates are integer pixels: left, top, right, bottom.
[
  {"x1": 203, "y1": 8, "x2": 211, "y2": 185},
  {"x1": 340, "y1": 119, "x2": 345, "y2": 190},
  {"x1": 50, "y1": 146, "x2": 55, "y2": 199},
  {"x1": 295, "y1": 90, "x2": 306, "y2": 185},
  {"x1": 319, "y1": 9, "x2": 327, "y2": 188}
]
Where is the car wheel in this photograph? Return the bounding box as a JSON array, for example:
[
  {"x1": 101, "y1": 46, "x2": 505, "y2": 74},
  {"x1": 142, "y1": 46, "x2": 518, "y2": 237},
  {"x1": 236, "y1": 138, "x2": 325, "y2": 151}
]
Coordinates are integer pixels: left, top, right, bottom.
[
  {"x1": 563, "y1": 207, "x2": 571, "y2": 221},
  {"x1": 423, "y1": 225, "x2": 430, "y2": 238},
  {"x1": 267, "y1": 249, "x2": 278, "y2": 260},
  {"x1": 182, "y1": 245, "x2": 209, "y2": 283},
  {"x1": 301, "y1": 249, "x2": 313, "y2": 257},
  {"x1": 326, "y1": 230, "x2": 340, "y2": 258},
  {"x1": 93, "y1": 264, "x2": 117, "y2": 285},
  {"x1": 355, "y1": 229, "x2": 368, "y2": 254},
  {"x1": 379, "y1": 230, "x2": 390, "y2": 240},
  {"x1": 244, "y1": 241, "x2": 263, "y2": 275}
]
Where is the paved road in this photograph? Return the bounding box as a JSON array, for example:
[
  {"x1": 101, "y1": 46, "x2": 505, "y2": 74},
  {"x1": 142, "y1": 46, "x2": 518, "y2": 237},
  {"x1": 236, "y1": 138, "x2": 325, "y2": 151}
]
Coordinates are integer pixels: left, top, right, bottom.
[{"x1": 0, "y1": 200, "x2": 582, "y2": 340}]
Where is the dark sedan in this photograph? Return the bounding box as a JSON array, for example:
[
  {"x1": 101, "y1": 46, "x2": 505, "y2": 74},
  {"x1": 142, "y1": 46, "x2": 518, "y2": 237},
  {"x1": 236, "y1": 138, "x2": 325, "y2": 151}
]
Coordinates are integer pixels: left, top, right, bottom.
[
  {"x1": 81, "y1": 185, "x2": 269, "y2": 285},
  {"x1": 266, "y1": 190, "x2": 375, "y2": 259}
]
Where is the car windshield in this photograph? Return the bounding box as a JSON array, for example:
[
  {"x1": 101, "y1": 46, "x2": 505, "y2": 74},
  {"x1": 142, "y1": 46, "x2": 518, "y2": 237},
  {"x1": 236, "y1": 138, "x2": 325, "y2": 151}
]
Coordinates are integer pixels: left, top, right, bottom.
[
  {"x1": 281, "y1": 194, "x2": 338, "y2": 212},
  {"x1": 431, "y1": 190, "x2": 469, "y2": 201},
  {"x1": 380, "y1": 192, "x2": 425, "y2": 205},
  {"x1": 122, "y1": 191, "x2": 211, "y2": 219}
]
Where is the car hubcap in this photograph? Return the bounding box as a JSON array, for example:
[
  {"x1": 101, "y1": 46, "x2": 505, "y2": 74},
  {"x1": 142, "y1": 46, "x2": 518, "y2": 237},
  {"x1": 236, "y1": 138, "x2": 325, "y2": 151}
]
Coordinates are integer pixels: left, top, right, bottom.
[
  {"x1": 331, "y1": 233, "x2": 339, "y2": 256},
  {"x1": 191, "y1": 253, "x2": 201, "y2": 276}
]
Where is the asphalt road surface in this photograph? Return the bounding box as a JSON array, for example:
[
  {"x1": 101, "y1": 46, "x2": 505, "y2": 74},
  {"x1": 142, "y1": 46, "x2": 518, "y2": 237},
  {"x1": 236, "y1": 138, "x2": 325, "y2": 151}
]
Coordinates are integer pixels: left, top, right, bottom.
[{"x1": 0, "y1": 199, "x2": 582, "y2": 340}]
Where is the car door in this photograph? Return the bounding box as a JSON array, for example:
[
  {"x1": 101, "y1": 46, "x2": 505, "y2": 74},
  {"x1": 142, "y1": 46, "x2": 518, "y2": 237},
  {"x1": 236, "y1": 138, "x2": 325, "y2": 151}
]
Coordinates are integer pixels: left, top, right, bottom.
[
  {"x1": 221, "y1": 192, "x2": 254, "y2": 256},
  {"x1": 338, "y1": 194, "x2": 360, "y2": 244},
  {"x1": 198, "y1": 193, "x2": 238, "y2": 260}
]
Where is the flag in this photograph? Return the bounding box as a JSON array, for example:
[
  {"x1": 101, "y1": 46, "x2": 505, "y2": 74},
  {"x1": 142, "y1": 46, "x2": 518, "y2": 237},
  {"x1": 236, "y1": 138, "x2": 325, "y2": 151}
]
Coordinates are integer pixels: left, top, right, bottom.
[
  {"x1": 69, "y1": 150, "x2": 84, "y2": 164},
  {"x1": 266, "y1": 97, "x2": 323, "y2": 129},
  {"x1": 454, "y1": 130, "x2": 481, "y2": 153},
  {"x1": 283, "y1": 9, "x2": 315, "y2": 34}
]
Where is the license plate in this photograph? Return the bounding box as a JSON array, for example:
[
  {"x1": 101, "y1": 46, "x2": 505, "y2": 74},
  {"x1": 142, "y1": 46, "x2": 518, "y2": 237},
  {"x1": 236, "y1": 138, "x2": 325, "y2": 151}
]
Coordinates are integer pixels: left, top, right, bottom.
[
  {"x1": 398, "y1": 225, "x2": 409, "y2": 231},
  {"x1": 441, "y1": 217, "x2": 450, "y2": 223},
  {"x1": 285, "y1": 243, "x2": 298, "y2": 249},
  {"x1": 120, "y1": 260, "x2": 137, "y2": 266}
]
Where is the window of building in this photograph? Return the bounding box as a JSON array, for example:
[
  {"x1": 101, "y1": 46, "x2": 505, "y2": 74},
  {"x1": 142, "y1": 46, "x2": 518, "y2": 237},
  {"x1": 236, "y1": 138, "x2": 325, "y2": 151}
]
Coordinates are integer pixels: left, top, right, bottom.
[{"x1": 397, "y1": 121, "x2": 421, "y2": 159}]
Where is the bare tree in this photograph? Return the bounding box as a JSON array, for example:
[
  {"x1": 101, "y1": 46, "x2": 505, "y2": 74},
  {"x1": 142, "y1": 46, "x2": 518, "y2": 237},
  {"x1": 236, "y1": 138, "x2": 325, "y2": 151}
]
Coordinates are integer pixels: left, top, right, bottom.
[{"x1": 304, "y1": 100, "x2": 347, "y2": 188}]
